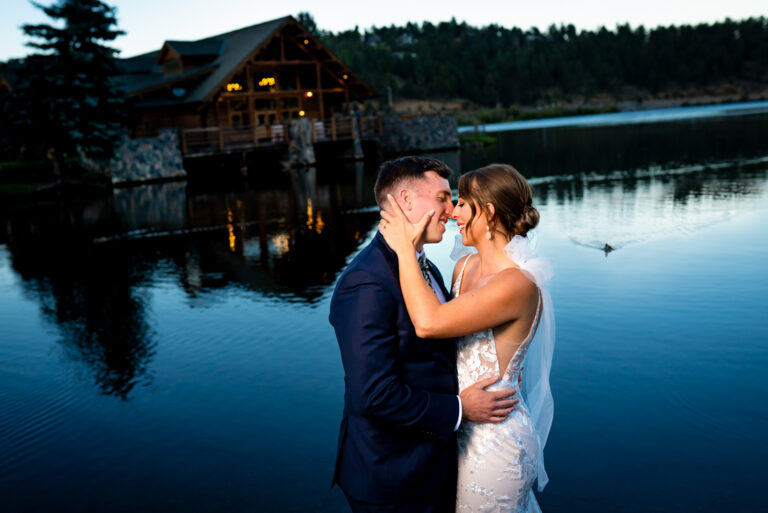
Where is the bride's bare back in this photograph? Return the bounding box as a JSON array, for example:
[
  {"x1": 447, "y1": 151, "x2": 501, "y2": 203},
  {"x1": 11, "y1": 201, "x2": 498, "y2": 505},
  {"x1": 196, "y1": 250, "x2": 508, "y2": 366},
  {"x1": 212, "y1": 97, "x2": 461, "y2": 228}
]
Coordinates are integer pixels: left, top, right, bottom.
[{"x1": 452, "y1": 254, "x2": 540, "y2": 378}]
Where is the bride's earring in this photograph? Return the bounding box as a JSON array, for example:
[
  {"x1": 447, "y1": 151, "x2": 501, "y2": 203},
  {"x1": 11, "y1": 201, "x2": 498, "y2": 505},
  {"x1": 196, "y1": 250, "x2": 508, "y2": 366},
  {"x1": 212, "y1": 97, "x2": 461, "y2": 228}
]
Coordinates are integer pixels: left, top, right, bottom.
[{"x1": 485, "y1": 224, "x2": 492, "y2": 240}]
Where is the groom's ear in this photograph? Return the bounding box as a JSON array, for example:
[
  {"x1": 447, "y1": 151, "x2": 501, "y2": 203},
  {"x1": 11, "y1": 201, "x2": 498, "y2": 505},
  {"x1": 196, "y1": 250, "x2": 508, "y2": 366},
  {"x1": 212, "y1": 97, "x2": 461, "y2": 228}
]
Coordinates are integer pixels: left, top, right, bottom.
[{"x1": 398, "y1": 188, "x2": 413, "y2": 211}]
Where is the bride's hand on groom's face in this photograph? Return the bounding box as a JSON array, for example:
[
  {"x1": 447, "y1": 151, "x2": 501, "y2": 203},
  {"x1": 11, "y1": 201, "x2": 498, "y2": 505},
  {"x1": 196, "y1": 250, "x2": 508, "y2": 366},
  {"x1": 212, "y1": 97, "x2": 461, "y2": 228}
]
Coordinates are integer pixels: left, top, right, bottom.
[{"x1": 378, "y1": 194, "x2": 433, "y2": 254}]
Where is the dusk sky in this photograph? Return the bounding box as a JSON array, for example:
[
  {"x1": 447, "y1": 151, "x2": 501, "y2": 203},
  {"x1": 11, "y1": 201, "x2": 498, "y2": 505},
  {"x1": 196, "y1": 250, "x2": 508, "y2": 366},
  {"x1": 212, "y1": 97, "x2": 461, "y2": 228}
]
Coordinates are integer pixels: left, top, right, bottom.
[{"x1": 1, "y1": 0, "x2": 766, "y2": 60}]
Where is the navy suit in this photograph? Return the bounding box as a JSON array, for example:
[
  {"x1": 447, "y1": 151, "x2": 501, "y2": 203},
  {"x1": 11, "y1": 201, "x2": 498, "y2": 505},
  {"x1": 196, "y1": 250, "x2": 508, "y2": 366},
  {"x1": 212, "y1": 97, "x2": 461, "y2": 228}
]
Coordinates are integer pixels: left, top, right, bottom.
[{"x1": 329, "y1": 232, "x2": 459, "y2": 510}]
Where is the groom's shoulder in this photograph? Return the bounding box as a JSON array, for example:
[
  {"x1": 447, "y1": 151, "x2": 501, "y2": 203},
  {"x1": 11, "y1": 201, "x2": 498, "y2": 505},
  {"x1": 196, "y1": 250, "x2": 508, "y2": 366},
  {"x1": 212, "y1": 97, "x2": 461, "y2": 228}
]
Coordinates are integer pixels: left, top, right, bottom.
[{"x1": 335, "y1": 237, "x2": 391, "y2": 289}]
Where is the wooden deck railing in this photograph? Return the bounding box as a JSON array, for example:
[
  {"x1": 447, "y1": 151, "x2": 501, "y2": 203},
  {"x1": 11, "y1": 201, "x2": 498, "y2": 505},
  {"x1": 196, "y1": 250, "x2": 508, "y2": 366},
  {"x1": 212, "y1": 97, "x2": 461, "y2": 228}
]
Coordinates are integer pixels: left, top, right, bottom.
[{"x1": 180, "y1": 116, "x2": 382, "y2": 156}]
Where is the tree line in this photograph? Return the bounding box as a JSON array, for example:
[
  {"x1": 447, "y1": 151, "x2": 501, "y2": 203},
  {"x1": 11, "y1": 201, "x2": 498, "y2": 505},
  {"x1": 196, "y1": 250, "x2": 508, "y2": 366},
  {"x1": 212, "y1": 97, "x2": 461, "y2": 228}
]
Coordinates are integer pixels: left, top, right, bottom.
[
  {"x1": 308, "y1": 14, "x2": 768, "y2": 106},
  {"x1": 3, "y1": 6, "x2": 767, "y2": 167}
]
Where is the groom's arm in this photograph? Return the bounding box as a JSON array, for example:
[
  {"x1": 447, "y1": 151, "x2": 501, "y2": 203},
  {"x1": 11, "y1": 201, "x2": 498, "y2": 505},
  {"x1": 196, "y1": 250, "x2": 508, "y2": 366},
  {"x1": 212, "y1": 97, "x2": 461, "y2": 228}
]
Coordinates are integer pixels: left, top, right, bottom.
[{"x1": 330, "y1": 270, "x2": 459, "y2": 442}]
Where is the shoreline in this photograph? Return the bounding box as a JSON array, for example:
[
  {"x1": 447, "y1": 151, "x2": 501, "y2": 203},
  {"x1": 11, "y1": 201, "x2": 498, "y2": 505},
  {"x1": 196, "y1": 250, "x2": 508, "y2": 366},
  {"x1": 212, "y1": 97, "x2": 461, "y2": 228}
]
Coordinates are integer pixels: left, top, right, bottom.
[{"x1": 457, "y1": 100, "x2": 768, "y2": 133}]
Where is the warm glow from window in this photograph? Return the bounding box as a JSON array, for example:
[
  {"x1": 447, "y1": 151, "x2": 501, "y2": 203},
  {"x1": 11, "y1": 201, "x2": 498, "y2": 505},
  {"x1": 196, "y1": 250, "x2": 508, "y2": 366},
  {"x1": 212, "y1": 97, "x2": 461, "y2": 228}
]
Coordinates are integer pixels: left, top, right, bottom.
[
  {"x1": 258, "y1": 77, "x2": 276, "y2": 87},
  {"x1": 227, "y1": 82, "x2": 243, "y2": 92},
  {"x1": 226, "y1": 209, "x2": 236, "y2": 251},
  {"x1": 299, "y1": 110, "x2": 306, "y2": 116},
  {"x1": 303, "y1": 39, "x2": 309, "y2": 44},
  {"x1": 305, "y1": 91, "x2": 313, "y2": 98},
  {"x1": 342, "y1": 74, "x2": 349, "y2": 80},
  {"x1": 271, "y1": 234, "x2": 290, "y2": 256}
]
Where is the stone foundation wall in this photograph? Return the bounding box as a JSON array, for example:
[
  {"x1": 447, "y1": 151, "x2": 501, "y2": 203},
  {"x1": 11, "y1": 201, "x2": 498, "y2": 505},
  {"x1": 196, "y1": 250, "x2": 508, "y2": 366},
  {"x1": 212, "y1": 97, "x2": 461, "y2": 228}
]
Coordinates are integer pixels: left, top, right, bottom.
[
  {"x1": 284, "y1": 118, "x2": 316, "y2": 166},
  {"x1": 380, "y1": 115, "x2": 459, "y2": 154},
  {"x1": 109, "y1": 129, "x2": 187, "y2": 184}
]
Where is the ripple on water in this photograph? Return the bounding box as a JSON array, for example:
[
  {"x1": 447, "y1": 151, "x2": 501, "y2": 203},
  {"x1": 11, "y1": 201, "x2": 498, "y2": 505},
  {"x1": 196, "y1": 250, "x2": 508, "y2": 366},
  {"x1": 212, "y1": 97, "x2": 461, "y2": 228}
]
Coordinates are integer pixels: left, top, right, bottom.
[
  {"x1": 541, "y1": 161, "x2": 768, "y2": 253},
  {"x1": 0, "y1": 366, "x2": 85, "y2": 479}
]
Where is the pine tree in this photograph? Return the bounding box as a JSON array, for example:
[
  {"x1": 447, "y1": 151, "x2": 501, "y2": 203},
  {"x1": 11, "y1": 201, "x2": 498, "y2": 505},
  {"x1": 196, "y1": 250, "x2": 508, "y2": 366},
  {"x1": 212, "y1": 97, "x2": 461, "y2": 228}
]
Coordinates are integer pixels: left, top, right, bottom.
[
  {"x1": 18, "y1": 0, "x2": 125, "y2": 167},
  {"x1": 297, "y1": 12, "x2": 319, "y2": 36}
]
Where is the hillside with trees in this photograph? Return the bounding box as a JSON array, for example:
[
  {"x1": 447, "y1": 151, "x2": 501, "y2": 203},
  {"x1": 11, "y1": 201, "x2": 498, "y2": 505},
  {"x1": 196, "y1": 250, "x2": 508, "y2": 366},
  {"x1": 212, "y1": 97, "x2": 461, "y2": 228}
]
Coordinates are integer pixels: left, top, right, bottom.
[{"x1": 312, "y1": 15, "x2": 768, "y2": 112}]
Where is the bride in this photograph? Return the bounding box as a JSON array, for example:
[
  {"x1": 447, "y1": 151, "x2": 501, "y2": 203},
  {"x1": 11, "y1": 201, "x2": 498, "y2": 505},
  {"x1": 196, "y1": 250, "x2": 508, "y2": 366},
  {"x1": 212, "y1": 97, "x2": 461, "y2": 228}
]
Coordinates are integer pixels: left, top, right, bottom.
[{"x1": 378, "y1": 163, "x2": 555, "y2": 513}]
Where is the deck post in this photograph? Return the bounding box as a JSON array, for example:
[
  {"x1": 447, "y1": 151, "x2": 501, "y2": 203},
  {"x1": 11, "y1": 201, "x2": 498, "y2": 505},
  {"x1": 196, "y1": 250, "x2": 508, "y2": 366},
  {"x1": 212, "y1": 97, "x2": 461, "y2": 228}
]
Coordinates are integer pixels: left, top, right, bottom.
[
  {"x1": 331, "y1": 117, "x2": 337, "y2": 141},
  {"x1": 316, "y1": 63, "x2": 325, "y2": 120},
  {"x1": 180, "y1": 129, "x2": 187, "y2": 155},
  {"x1": 218, "y1": 128, "x2": 224, "y2": 151}
]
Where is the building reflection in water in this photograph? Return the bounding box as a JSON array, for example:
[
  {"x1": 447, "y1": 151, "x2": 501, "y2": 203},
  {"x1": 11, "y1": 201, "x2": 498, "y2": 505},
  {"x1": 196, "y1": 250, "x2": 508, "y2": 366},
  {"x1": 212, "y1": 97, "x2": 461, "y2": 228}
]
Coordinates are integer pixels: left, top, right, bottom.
[
  {"x1": 0, "y1": 161, "x2": 379, "y2": 398},
  {"x1": 2, "y1": 199, "x2": 156, "y2": 399},
  {"x1": 1, "y1": 141, "x2": 766, "y2": 398}
]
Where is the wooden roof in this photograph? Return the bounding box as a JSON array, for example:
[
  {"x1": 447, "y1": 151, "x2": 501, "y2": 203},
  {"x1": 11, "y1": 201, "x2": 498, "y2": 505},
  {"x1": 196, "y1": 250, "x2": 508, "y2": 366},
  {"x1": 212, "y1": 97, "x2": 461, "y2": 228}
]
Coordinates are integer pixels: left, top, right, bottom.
[{"x1": 117, "y1": 16, "x2": 375, "y2": 108}]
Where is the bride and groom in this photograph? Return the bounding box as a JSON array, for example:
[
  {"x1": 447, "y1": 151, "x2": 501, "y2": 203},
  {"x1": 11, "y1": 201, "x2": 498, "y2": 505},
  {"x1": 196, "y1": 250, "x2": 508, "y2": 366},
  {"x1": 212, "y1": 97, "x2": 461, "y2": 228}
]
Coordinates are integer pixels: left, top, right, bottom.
[{"x1": 329, "y1": 157, "x2": 555, "y2": 513}]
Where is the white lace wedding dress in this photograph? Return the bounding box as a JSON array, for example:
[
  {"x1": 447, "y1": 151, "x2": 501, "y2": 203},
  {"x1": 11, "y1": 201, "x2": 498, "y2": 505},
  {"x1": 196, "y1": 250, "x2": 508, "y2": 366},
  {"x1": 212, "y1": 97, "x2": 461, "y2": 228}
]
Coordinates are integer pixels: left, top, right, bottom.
[{"x1": 451, "y1": 236, "x2": 555, "y2": 513}]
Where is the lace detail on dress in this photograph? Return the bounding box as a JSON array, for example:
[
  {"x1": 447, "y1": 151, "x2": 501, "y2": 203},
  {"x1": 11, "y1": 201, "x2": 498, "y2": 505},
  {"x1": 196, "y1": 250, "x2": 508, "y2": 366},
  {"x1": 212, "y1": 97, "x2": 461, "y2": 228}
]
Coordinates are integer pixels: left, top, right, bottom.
[{"x1": 452, "y1": 255, "x2": 543, "y2": 513}]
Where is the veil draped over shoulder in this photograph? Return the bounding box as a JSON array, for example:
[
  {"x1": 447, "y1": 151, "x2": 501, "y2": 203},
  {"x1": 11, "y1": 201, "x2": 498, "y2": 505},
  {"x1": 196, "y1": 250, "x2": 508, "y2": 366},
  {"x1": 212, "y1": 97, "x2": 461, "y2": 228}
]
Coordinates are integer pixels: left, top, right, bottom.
[{"x1": 450, "y1": 234, "x2": 555, "y2": 491}]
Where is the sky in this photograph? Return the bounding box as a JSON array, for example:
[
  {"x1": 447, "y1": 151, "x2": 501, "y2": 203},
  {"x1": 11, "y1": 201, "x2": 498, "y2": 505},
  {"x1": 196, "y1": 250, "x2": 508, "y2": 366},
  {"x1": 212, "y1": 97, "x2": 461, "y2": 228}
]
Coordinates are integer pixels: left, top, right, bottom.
[{"x1": 1, "y1": 0, "x2": 765, "y2": 60}]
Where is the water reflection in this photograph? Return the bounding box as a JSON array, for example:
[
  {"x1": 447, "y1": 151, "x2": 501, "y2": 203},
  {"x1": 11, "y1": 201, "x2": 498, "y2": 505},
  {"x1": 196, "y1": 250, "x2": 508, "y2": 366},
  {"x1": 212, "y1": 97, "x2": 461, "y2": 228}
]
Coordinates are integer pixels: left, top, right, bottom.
[
  {"x1": 113, "y1": 182, "x2": 188, "y2": 232},
  {"x1": 461, "y1": 113, "x2": 768, "y2": 178},
  {"x1": 178, "y1": 164, "x2": 378, "y2": 302},
  {"x1": 2, "y1": 150, "x2": 766, "y2": 401},
  {"x1": 0, "y1": 163, "x2": 382, "y2": 398},
  {"x1": 3, "y1": 213, "x2": 156, "y2": 399},
  {"x1": 1, "y1": 113, "x2": 768, "y2": 512},
  {"x1": 535, "y1": 160, "x2": 768, "y2": 253}
]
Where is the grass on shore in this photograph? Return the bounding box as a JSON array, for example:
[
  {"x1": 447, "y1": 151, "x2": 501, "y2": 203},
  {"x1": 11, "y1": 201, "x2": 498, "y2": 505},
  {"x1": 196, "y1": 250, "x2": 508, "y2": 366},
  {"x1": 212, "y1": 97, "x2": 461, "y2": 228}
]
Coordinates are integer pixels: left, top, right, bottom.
[
  {"x1": 0, "y1": 182, "x2": 42, "y2": 195},
  {"x1": 458, "y1": 104, "x2": 620, "y2": 126},
  {"x1": 459, "y1": 134, "x2": 497, "y2": 146},
  {"x1": 0, "y1": 160, "x2": 50, "y2": 171},
  {"x1": 0, "y1": 159, "x2": 110, "y2": 198}
]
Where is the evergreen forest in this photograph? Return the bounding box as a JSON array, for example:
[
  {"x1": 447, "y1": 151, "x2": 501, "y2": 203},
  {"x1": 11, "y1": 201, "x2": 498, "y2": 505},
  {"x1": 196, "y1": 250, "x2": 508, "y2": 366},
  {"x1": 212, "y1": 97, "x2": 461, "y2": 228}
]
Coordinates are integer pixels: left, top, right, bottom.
[{"x1": 311, "y1": 16, "x2": 768, "y2": 106}]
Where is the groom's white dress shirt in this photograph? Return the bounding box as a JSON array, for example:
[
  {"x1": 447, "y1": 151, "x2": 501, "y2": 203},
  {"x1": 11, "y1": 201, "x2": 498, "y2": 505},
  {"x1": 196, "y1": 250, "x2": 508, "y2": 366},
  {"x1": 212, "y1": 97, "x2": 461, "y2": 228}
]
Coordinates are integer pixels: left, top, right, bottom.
[{"x1": 417, "y1": 249, "x2": 462, "y2": 431}]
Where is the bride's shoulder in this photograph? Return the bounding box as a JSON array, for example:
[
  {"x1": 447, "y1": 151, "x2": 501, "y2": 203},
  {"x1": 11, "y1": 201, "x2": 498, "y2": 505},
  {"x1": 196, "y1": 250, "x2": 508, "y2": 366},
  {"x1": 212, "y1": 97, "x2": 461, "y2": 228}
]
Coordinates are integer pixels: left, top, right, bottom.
[
  {"x1": 488, "y1": 265, "x2": 538, "y2": 298},
  {"x1": 451, "y1": 254, "x2": 473, "y2": 283}
]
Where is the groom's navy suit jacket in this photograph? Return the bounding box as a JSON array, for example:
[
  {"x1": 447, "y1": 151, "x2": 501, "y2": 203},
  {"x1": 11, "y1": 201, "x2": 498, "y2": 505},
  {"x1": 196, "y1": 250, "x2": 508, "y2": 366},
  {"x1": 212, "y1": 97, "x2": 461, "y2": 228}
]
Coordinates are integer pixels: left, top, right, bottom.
[{"x1": 329, "y1": 232, "x2": 459, "y2": 504}]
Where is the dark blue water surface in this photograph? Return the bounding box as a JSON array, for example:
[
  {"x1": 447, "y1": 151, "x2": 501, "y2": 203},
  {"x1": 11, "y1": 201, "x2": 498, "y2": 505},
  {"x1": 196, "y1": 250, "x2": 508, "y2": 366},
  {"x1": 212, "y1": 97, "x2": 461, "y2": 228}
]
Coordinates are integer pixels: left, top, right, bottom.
[{"x1": 1, "y1": 112, "x2": 768, "y2": 512}]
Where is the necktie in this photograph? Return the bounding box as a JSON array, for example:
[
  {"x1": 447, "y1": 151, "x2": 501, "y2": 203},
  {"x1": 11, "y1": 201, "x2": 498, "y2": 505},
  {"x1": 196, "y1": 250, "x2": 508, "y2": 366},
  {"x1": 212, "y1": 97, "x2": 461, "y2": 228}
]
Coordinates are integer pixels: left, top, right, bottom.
[{"x1": 418, "y1": 254, "x2": 433, "y2": 289}]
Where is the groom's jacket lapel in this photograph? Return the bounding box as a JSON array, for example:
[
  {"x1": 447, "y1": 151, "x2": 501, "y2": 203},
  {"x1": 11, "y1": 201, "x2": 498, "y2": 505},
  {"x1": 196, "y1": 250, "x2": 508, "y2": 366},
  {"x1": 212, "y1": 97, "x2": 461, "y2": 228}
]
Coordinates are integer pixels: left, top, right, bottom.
[
  {"x1": 375, "y1": 231, "x2": 451, "y2": 299},
  {"x1": 427, "y1": 259, "x2": 450, "y2": 300}
]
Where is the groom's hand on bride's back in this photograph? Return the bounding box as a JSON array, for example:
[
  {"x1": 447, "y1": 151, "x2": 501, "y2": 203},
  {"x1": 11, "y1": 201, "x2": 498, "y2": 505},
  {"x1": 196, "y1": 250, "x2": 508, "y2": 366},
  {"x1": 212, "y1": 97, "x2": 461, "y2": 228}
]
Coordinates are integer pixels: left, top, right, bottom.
[{"x1": 460, "y1": 376, "x2": 518, "y2": 423}]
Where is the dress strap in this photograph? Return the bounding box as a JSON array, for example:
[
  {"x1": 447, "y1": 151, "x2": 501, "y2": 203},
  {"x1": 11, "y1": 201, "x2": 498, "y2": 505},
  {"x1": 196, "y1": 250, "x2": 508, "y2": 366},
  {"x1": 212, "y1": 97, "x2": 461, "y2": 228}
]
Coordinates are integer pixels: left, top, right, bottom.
[{"x1": 454, "y1": 254, "x2": 473, "y2": 297}]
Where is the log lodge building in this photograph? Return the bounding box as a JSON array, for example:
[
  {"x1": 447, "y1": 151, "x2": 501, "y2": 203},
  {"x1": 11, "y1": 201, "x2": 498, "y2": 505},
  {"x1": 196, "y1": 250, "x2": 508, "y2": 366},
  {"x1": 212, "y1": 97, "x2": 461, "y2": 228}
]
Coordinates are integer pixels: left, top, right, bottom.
[{"x1": 117, "y1": 16, "x2": 377, "y2": 154}]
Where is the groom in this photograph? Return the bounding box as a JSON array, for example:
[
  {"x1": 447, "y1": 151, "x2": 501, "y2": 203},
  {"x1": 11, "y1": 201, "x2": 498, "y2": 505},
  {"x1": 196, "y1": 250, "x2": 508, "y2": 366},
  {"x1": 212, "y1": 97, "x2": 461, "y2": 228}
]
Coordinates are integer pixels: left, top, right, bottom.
[{"x1": 329, "y1": 157, "x2": 518, "y2": 512}]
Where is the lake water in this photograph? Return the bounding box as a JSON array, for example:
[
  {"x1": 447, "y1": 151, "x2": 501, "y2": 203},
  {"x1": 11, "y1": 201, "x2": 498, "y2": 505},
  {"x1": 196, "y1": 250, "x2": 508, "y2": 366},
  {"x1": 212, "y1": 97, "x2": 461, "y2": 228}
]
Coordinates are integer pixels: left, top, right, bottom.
[{"x1": 1, "y1": 110, "x2": 767, "y2": 512}]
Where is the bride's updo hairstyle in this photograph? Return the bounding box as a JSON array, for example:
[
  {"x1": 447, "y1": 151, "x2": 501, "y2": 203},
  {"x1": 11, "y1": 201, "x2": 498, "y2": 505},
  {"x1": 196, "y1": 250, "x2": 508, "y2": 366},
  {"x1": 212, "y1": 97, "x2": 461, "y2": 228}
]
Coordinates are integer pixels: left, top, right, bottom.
[{"x1": 458, "y1": 163, "x2": 539, "y2": 240}]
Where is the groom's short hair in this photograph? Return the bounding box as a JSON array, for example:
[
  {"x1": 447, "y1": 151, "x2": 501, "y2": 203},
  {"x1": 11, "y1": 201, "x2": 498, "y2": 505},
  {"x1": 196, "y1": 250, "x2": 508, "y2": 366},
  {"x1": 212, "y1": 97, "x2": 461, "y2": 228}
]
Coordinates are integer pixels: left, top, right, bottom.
[{"x1": 374, "y1": 156, "x2": 452, "y2": 207}]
